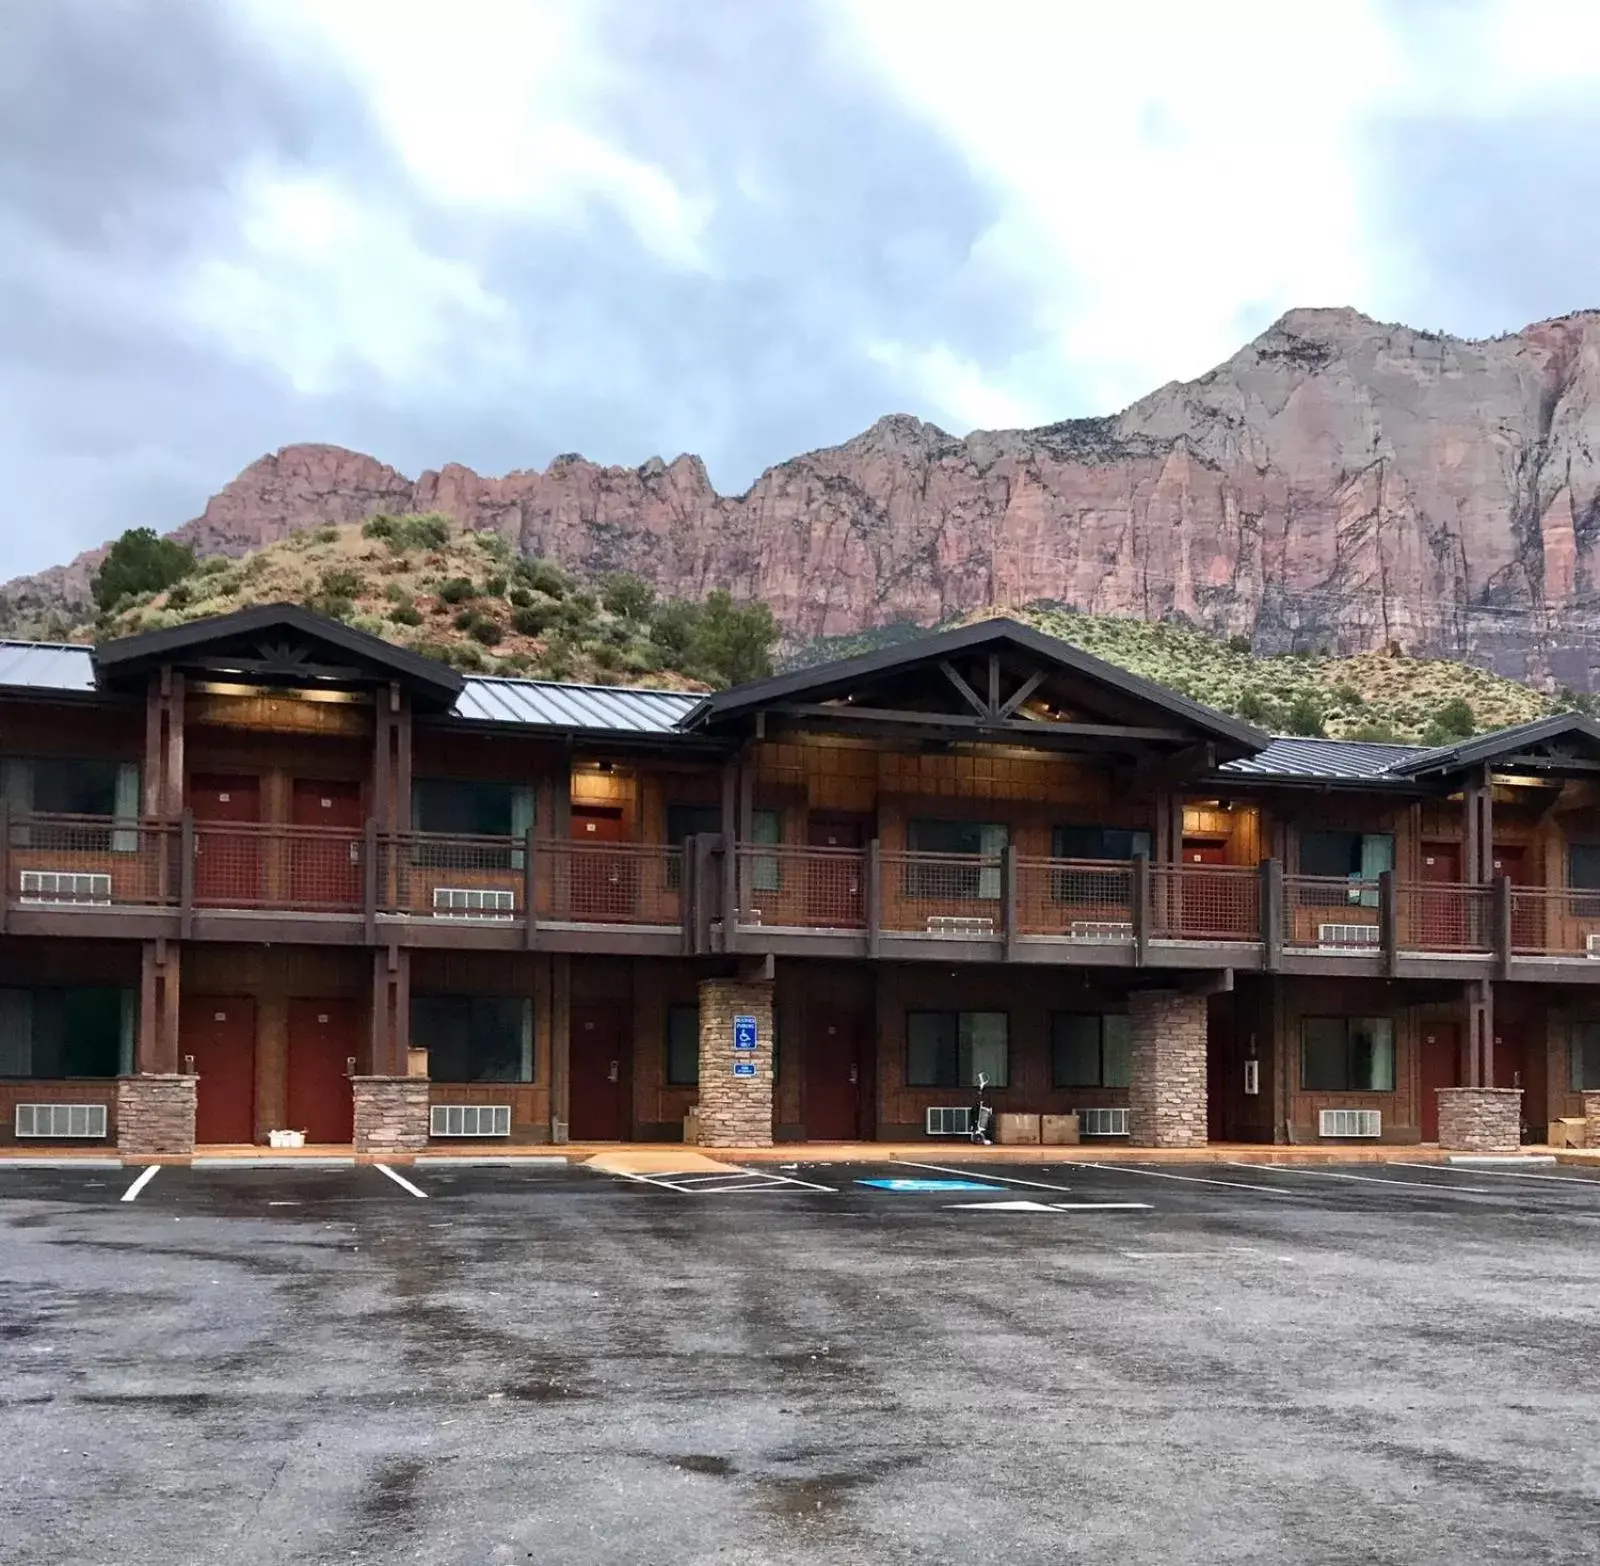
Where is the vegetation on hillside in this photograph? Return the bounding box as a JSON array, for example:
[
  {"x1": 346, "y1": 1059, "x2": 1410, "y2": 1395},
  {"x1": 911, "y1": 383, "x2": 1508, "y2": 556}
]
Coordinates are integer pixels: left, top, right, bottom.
[{"x1": 87, "y1": 515, "x2": 777, "y2": 689}]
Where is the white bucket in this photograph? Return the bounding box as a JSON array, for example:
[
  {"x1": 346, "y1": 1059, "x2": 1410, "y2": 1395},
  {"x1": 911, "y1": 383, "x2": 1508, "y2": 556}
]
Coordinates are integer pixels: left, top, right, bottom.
[{"x1": 267, "y1": 1129, "x2": 307, "y2": 1149}]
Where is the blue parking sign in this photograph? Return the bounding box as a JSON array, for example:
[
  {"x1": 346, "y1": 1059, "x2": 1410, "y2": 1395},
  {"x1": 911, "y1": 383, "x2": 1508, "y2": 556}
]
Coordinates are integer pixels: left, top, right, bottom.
[
  {"x1": 732, "y1": 1014, "x2": 758, "y2": 1052},
  {"x1": 732, "y1": 1059, "x2": 757, "y2": 1078}
]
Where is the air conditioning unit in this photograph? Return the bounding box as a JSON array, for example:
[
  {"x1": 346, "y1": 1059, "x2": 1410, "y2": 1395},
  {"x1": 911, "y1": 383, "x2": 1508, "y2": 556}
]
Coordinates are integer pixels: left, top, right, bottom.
[
  {"x1": 925, "y1": 1106, "x2": 973, "y2": 1136},
  {"x1": 432, "y1": 887, "x2": 515, "y2": 920},
  {"x1": 1317, "y1": 922, "x2": 1380, "y2": 948},
  {"x1": 20, "y1": 871, "x2": 111, "y2": 906},
  {"x1": 1319, "y1": 1108, "x2": 1382, "y2": 1138},
  {"x1": 15, "y1": 1103, "x2": 108, "y2": 1139},
  {"x1": 1078, "y1": 1107, "x2": 1130, "y2": 1136},
  {"x1": 430, "y1": 1104, "x2": 512, "y2": 1138},
  {"x1": 1586, "y1": 933, "x2": 1600, "y2": 959},
  {"x1": 925, "y1": 915, "x2": 996, "y2": 938},
  {"x1": 1069, "y1": 920, "x2": 1133, "y2": 942}
]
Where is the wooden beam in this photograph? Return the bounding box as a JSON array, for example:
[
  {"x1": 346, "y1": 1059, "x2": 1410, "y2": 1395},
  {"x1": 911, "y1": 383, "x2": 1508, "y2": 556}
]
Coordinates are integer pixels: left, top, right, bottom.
[
  {"x1": 987, "y1": 654, "x2": 1001, "y2": 717},
  {"x1": 938, "y1": 660, "x2": 989, "y2": 718},
  {"x1": 997, "y1": 669, "x2": 1046, "y2": 719},
  {"x1": 768, "y1": 703, "x2": 1193, "y2": 746}
]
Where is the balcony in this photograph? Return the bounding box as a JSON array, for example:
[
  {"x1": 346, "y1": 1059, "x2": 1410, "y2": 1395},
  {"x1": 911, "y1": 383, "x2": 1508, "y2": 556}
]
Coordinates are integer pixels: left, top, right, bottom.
[{"x1": 5, "y1": 813, "x2": 1600, "y2": 976}]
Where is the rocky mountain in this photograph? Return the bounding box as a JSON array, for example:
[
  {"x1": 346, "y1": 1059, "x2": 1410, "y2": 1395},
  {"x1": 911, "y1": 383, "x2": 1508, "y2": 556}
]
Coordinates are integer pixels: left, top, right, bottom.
[{"x1": 10, "y1": 306, "x2": 1600, "y2": 687}]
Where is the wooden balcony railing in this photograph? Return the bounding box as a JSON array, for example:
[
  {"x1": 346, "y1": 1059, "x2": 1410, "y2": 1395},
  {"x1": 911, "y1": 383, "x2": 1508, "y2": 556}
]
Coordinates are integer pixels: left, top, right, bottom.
[{"x1": 7, "y1": 812, "x2": 1600, "y2": 968}]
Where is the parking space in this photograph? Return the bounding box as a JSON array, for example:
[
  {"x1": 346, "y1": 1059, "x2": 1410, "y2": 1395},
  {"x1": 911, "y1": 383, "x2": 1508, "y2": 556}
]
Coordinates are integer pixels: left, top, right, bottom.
[{"x1": 7, "y1": 1154, "x2": 1600, "y2": 1563}]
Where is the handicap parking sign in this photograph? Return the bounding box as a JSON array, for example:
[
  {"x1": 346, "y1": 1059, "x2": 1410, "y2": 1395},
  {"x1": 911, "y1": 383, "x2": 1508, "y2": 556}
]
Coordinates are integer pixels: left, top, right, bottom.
[
  {"x1": 732, "y1": 1014, "x2": 758, "y2": 1051},
  {"x1": 732, "y1": 1059, "x2": 757, "y2": 1078}
]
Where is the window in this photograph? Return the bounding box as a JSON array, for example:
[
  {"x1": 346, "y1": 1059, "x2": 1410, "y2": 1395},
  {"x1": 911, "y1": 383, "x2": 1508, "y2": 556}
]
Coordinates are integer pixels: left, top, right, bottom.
[
  {"x1": 666, "y1": 805, "x2": 720, "y2": 891},
  {"x1": 2, "y1": 757, "x2": 140, "y2": 852},
  {"x1": 906, "y1": 819, "x2": 1007, "y2": 900},
  {"x1": 750, "y1": 808, "x2": 782, "y2": 894},
  {"x1": 666, "y1": 1004, "x2": 699, "y2": 1086},
  {"x1": 1300, "y1": 1016, "x2": 1395, "y2": 1092},
  {"x1": 907, "y1": 1011, "x2": 1008, "y2": 1088},
  {"x1": 412, "y1": 779, "x2": 533, "y2": 869},
  {"x1": 410, "y1": 995, "x2": 533, "y2": 1082},
  {"x1": 1570, "y1": 1023, "x2": 1600, "y2": 1091},
  {"x1": 1299, "y1": 830, "x2": 1392, "y2": 908},
  {"x1": 1569, "y1": 846, "x2": 1600, "y2": 917},
  {"x1": 0, "y1": 987, "x2": 134, "y2": 1079},
  {"x1": 1051, "y1": 1013, "x2": 1132, "y2": 1088},
  {"x1": 1051, "y1": 825, "x2": 1151, "y2": 903}
]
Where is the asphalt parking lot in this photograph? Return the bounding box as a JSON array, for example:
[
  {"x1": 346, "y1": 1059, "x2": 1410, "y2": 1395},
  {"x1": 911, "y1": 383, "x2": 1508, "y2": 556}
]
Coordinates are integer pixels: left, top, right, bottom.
[{"x1": 5, "y1": 1156, "x2": 1600, "y2": 1565}]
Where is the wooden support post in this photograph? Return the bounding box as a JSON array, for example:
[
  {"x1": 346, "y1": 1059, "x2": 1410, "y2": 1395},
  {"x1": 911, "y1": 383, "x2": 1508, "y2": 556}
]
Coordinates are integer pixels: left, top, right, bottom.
[
  {"x1": 137, "y1": 941, "x2": 160, "y2": 1073},
  {"x1": 1494, "y1": 873, "x2": 1513, "y2": 981},
  {"x1": 694, "y1": 835, "x2": 716, "y2": 955},
  {"x1": 1466, "y1": 977, "x2": 1494, "y2": 1087},
  {"x1": 1002, "y1": 843, "x2": 1018, "y2": 961},
  {"x1": 551, "y1": 953, "x2": 571, "y2": 1142},
  {"x1": 1378, "y1": 869, "x2": 1398, "y2": 976},
  {"x1": 1260, "y1": 858, "x2": 1283, "y2": 972},
  {"x1": 157, "y1": 937, "x2": 181, "y2": 1075},
  {"x1": 179, "y1": 809, "x2": 196, "y2": 940},
  {"x1": 523, "y1": 825, "x2": 538, "y2": 949},
  {"x1": 680, "y1": 832, "x2": 698, "y2": 955},
  {"x1": 866, "y1": 838, "x2": 882, "y2": 959},
  {"x1": 0, "y1": 798, "x2": 9, "y2": 935},
  {"x1": 1132, "y1": 852, "x2": 1150, "y2": 967},
  {"x1": 721, "y1": 832, "x2": 738, "y2": 954}
]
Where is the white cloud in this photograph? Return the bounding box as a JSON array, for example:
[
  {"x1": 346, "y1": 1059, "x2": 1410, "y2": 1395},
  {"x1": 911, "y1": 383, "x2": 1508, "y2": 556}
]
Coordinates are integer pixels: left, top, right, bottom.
[{"x1": 867, "y1": 339, "x2": 1042, "y2": 431}]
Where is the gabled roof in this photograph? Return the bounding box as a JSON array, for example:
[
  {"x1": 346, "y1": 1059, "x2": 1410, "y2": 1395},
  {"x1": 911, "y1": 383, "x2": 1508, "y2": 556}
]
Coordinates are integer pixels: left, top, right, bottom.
[
  {"x1": 453, "y1": 676, "x2": 701, "y2": 734},
  {"x1": 0, "y1": 640, "x2": 99, "y2": 696},
  {"x1": 92, "y1": 603, "x2": 464, "y2": 711},
  {"x1": 1218, "y1": 735, "x2": 1428, "y2": 782},
  {"x1": 1385, "y1": 713, "x2": 1600, "y2": 778},
  {"x1": 682, "y1": 617, "x2": 1269, "y2": 753}
]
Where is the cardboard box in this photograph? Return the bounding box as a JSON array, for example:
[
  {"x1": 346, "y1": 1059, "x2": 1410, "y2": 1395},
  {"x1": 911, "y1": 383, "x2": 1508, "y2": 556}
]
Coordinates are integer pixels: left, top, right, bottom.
[
  {"x1": 1548, "y1": 1117, "x2": 1587, "y2": 1149},
  {"x1": 996, "y1": 1112, "x2": 1041, "y2": 1145},
  {"x1": 1041, "y1": 1114, "x2": 1081, "y2": 1146}
]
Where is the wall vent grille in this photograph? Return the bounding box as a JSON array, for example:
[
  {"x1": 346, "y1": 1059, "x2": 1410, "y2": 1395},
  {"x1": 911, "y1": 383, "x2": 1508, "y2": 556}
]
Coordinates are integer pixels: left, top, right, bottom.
[
  {"x1": 15, "y1": 1103, "x2": 108, "y2": 1139},
  {"x1": 430, "y1": 1104, "x2": 512, "y2": 1138}
]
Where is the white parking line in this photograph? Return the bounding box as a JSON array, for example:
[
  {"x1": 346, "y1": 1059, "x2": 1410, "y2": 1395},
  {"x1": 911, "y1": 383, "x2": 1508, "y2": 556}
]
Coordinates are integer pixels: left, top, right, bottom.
[
  {"x1": 1394, "y1": 1161, "x2": 1600, "y2": 1188},
  {"x1": 374, "y1": 1163, "x2": 428, "y2": 1199},
  {"x1": 894, "y1": 1161, "x2": 1079, "y2": 1193},
  {"x1": 618, "y1": 1168, "x2": 837, "y2": 1194},
  {"x1": 1088, "y1": 1164, "x2": 1310, "y2": 1196},
  {"x1": 120, "y1": 1165, "x2": 159, "y2": 1203},
  {"x1": 1224, "y1": 1162, "x2": 1496, "y2": 1194}
]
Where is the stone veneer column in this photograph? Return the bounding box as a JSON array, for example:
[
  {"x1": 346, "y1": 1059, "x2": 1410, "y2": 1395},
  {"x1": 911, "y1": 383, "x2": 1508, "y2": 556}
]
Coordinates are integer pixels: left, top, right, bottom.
[
  {"x1": 1436, "y1": 1087, "x2": 1522, "y2": 1152},
  {"x1": 352, "y1": 1076, "x2": 430, "y2": 1155},
  {"x1": 117, "y1": 1074, "x2": 197, "y2": 1157},
  {"x1": 696, "y1": 977, "x2": 775, "y2": 1148},
  {"x1": 1581, "y1": 1091, "x2": 1600, "y2": 1149},
  {"x1": 1127, "y1": 990, "x2": 1208, "y2": 1149}
]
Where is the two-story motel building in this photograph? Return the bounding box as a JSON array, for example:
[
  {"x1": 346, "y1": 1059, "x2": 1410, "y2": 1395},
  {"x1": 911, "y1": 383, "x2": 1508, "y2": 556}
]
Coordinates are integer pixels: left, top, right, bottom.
[{"x1": 3, "y1": 604, "x2": 1599, "y2": 1158}]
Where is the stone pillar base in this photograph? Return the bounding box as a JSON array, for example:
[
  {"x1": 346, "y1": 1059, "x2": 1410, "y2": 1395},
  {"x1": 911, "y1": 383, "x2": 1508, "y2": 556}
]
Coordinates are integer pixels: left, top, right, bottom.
[
  {"x1": 696, "y1": 978, "x2": 774, "y2": 1148},
  {"x1": 117, "y1": 1074, "x2": 197, "y2": 1157},
  {"x1": 1436, "y1": 1087, "x2": 1522, "y2": 1152},
  {"x1": 1582, "y1": 1091, "x2": 1600, "y2": 1149},
  {"x1": 1127, "y1": 990, "x2": 1208, "y2": 1148},
  {"x1": 352, "y1": 1076, "x2": 430, "y2": 1154}
]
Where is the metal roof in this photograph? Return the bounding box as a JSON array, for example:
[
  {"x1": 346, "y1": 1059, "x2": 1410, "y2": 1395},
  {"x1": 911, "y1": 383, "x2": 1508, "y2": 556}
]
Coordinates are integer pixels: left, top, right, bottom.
[
  {"x1": 0, "y1": 640, "x2": 97, "y2": 693},
  {"x1": 1385, "y1": 713, "x2": 1600, "y2": 777},
  {"x1": 1217, "y1": 735, "x2": 1430, "y2": 782},
  {"x1": 453, "y1": 676, "x2": 701, "y2": 733}
]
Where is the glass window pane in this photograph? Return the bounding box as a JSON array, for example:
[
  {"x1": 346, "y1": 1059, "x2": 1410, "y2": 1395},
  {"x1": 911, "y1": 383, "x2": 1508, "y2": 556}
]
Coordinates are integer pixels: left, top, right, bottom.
[
  {"x1": 32, "y1": 757, "x2": 121, "y2": 816},
  {"x1": 907, "y1": 1012, "x2": 957, "y2": 1086},
  {"x1": 0, "y1": 990, "x2": 32, "y2": 1077},
  {"x1": 751, "y1": 809, "x2": 782, "y2": 893},
  {"x1": 1053, "y1": 826, "x2": 1150, "y2": 861},
  {"x1": 1300, "y1": 831, "x2": 1360, "y2": 878},
  {"x1": 960, "y1": 1012, "x2": 1008, "y2": 1088},
  {"x1": 666, "y1": 1004, "x2": 700, "y2": 1085},
  {"x1": 667, "y1": 806, "x2": 721, "y2": 847},
  {"x1": 61, "y1": 989, "x2": 125, "y2": 1078},
  {"x1": 1572, "y1": 1023, "x2": 1600, "y2": 1090},
  {"x1": 1300, "y1": 1017, "x2": 1349, "y2": 1091},
  {"x1": 412, "y1": 995, "x2": 532, "y2": 1082},
  {"x1": 1571, "y1": 847, "x2": 1600, "y2": 890},
  {"x1": 413, "y1": 779, "x2": 521, "y2": 836},
  {"x1": 1051, "y1": 1013, "x2": 1101, "y2": 1087},
  {"x1": 1102, "y1": 1014, "x2": 1133, "y2": 1088},
  {"x1": 1350, "y1": 1017, "x2": 1394, "y2": 1091}
]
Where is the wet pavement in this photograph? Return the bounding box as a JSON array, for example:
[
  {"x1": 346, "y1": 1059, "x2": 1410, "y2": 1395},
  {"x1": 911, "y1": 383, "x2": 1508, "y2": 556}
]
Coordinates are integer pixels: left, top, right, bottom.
[{"x1": 4, "y1": 1156, "x2": 1600, "y2": 1564}]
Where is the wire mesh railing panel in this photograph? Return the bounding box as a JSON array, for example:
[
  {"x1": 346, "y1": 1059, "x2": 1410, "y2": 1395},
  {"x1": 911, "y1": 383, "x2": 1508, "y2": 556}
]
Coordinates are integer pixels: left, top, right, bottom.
[
  {"x1": 1283, "y1": 876, "x2": 1381, "y2": 949},
  {"x1": 191, "y1": 822, "x2": 365, "y2": 911},
  {"x1": 734, "y1": 845, "x2": 866, "y2": 930},
  {"x1": 882, "y1": 851, "x2": 1004, "y2": 936},
  {"x1": 8, "y1": 814, "x2": 177, "y2": 906},
  {"x1": 1400, "y1": 882, "x2": 1492, "y2": 953},
  {"x1": 1151, "y1": 864, "x2": 1259, "y2": 941},
  {"x1": 547, "y1": 842, "x2": 683, "y2": 925},
  {"x1": 387, "y1": 832, "x2": 526, "y2": 919},
  {"x1": 1511, "y1": 887, "x2": 1599, "y2": 956},
  {"x1": 1015, "y1": 857, "x2": 1135, "y2": 939}
]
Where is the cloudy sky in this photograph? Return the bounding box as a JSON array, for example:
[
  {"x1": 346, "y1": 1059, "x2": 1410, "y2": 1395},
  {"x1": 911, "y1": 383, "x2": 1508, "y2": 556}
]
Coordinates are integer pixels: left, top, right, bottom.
[{"x1": 4, "y1": 0, "x2": 1599, "y2": 580}]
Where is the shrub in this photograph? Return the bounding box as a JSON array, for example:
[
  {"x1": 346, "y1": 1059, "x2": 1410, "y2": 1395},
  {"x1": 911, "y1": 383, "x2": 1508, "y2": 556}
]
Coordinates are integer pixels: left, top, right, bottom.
[
  {"x1": 315, "y1": 525, "x2": 339, "y2": 544},
  {"x1": 91, "y1": 528, "x2": 197, "y2": 613},
  {"x1": 319, "y1": 566, "x2": 365, "y2": 600},
  {"x1": 446, "y1": 642, "x2": 487, "y2": 671},
  {"x1": 165, "y1": 580, "x2": 194, "y2": 610},
  {"x1": 1226, "y1": 633, "x2": 1252, "y2": 654},
  {"x1": 473, "y1": 529, "x2": 512, "y2": 560},
  {"x1": 508, "y1": 586, "x2": 533, "y2": 608},
  {"x1": 366, "y1": 512, "x2": 452, "y2": 552},
  {"x1": 1234, "y1": 689, "x2": 1275, "y2": 726},
  {"x1": 1330, "y1": 683, "x2": 1365, "y2": 710},
  {"x1": 484, "y1": 574, "x2": 507, "y2": 598},
  {"x1": 1283, "y1": 691, "x2": 1326, "y2": 737},
  {"x1": 601, "y1": 572, "x2": 656, "y2": 621},
  {"x1": 437, "y1": 577, "x2": 476, "y2": 605},
  {"x1": 468, "y1": 614, "x2": 504, "y2": 647},
  {"x1": 511, "y1": 603, "x2": 554, "y2": 637},
  {"x1": 389, "y1": 604, "x2": 423, "y2": 627},
  {"x1": 198, "y1": 555, "x2": 232, "y2": 577},
  {"x1": 1429, "y1": 697, "x2": 1475, "y2": 740},
  {"x1": 453, "y1": 608, "x2": 478, "y2": 631},
  {"x1": 1345, "y1": 719, "x2": 1401, "y2": 743},
  {"x1": 517, "y1": 557, "x2": 570, "y2": 598}
]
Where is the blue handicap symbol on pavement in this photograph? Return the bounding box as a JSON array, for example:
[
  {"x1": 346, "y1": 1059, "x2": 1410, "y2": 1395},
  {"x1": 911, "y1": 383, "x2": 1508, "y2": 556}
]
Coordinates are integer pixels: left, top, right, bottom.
[{"x1": 855, "y1": 1178, "x2": 999, "y2": 1192}]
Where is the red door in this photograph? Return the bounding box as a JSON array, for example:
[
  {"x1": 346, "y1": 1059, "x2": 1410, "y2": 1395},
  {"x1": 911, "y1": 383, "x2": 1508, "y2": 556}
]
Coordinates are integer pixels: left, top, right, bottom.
[
  {"x1": 291, "y1": 780, "x2": 364, "y2": 910},
  {"x1": 1179, "y1": 839, "x2": 1228, "y2": 935},
  {"x1": 286, "y1": 999, "x2": 357, "y2": 1144},
  {"x1": 806, "y1": 815, "x2": 867, "y2": 927},
  {"x1": 1419, "y1": 842, "x2": 1466, "y2": 949},
  {"x1": 1491, "y1": 1020, "x2": 1544, "y2": 1140},
  {"x1": 1492, "y1": 845, "x2": 1539, "y2": 953},
  {"x1": 805, "y1": 1012, "x2": 863, "y2": 1140},
  {"x1": 190, "y1": 775, "x2": 263, "y2": 906},
  {"x1": 185, "y1": 997, "x2": 257, "y2": 1145},
  {"x1": 570, "y1": 808, "x2": 633, "y2": 922},
  {"x1": 568, "y1": 1002, "x2": 629, "y2": 1140},
  {"x1": 1419, "y1": 1021, "x2": 1461, "y2": 1142}
]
